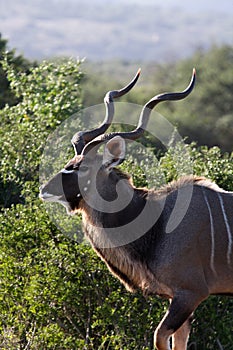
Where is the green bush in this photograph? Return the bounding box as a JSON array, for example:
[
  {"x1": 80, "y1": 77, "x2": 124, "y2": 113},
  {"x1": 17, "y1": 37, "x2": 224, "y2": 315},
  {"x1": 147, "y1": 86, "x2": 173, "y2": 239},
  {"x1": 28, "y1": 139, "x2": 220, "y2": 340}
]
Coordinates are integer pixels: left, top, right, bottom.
[
  {"x1": 0, "y1": 53, "x2": 232, "y2": 349},
  {"x1": 0, "y1": 57, "x2": 83, "y2": 208}
]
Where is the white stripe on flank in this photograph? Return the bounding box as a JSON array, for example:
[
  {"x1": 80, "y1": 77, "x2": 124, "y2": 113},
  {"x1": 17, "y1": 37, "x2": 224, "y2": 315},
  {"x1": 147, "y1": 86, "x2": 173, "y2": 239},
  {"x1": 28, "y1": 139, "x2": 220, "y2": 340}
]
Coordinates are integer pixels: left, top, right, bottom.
[
  {"x1": 217, "y1": 193, "x2": 232, "y2": 265},
  {"x1": 202, "y1": 188, "x2": 216, "y2": 274}
]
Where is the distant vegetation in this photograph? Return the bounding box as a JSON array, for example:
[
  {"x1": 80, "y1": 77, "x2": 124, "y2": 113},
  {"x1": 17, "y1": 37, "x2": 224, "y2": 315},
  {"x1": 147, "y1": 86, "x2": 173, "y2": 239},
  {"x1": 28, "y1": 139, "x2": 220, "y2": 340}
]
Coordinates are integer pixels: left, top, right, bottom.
[
  {"x1": 0, "y1": 35, "x2": 232, "y2": 349},
  {"x1": 0, "y1": 34, "x2": 31, "y2": 109},
  {"x1": 83, "y1": 45, "x2": 233, "y2": 152}
]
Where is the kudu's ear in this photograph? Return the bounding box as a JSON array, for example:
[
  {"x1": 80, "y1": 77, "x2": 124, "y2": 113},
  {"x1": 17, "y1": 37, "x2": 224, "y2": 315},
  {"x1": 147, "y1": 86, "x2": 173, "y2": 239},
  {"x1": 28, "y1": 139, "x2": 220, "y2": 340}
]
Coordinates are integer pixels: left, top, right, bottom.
[{"x1": 103, "y1": 136, "x2": 126, "y2": 170}]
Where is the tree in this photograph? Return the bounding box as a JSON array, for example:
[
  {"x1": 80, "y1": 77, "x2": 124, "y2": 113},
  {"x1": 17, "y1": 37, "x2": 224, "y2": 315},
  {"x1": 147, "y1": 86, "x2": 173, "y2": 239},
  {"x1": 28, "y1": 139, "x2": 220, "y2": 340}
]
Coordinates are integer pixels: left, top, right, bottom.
[
  {"x1": 0, "y1": 57, "x2": 83, "y2": 208},
  {"x1": 165, "y1": 45, "x2": 233, "y2": 152},
  {"x1": 0, "y1": 33, "x2": 31, "y2": 109},
  {"x1": 82, "y1": 45, "x2": 233, "y2": 152}
]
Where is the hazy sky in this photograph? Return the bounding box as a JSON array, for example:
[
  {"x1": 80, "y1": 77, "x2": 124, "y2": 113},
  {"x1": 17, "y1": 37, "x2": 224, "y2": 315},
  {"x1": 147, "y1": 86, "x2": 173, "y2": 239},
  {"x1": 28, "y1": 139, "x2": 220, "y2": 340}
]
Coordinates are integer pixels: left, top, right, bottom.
[
  {"x1": 120, "y1": 0, "x2": 232, "y2": 13},
  {"x1": 1, "y1": 0, "x2": 232, "y2": 61}
]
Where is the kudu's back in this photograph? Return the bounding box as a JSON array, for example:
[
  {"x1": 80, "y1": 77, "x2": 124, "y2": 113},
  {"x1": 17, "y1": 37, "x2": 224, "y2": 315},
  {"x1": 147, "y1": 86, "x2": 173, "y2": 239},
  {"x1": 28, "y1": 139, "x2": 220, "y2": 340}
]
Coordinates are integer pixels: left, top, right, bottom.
[{"x1": 148, "y1": 178, "x2": 233, "y2": 299}]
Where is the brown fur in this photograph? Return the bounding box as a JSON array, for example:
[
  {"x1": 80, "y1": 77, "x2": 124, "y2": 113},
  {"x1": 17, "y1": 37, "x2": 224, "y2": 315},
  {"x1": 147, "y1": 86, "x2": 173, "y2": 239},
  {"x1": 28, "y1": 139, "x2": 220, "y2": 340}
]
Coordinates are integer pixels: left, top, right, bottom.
[
  {"x1": 82, "y1": 211, "x2": 171, "y2": 297},
  {"x1": 81, "y1": 174, "x2": 225, "y2": 297},
  {"x1": 41, "y1": 152, "x2": 233, "y2": 349},
  {"x1": 153, "y1": 175, "x2": 225, "y2": 197}
]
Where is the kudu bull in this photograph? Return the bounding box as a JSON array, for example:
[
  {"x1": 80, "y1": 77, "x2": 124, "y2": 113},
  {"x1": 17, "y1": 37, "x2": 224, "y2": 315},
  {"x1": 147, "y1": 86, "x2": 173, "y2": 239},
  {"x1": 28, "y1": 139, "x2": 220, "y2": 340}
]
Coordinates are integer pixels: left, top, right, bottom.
[{"x1": 40, "y1": 69, "x2": 233, "y2": 350}]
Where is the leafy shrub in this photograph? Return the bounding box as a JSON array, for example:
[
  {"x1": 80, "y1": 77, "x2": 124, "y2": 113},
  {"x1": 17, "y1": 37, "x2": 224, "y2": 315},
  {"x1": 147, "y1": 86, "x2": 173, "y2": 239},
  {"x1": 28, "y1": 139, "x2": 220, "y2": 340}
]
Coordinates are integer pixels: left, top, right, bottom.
[
  {"x1": 0, "y1": 55, "x2": 232, "y2": 349},
  {"x1": 0, "y1": 57, "x2": 83, "y2": 207}
]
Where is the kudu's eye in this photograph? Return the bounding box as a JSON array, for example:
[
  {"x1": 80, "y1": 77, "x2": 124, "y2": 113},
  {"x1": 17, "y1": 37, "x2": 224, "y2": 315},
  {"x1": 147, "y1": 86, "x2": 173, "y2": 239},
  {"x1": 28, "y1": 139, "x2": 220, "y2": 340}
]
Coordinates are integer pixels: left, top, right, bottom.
[{"x1": 79, "y1": 165, "x2": 89, "y2": 173}]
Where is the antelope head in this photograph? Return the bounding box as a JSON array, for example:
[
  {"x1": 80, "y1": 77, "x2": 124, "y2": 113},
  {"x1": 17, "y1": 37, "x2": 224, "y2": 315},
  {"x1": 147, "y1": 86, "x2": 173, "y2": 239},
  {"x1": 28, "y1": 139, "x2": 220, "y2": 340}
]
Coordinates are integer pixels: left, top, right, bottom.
[{"x1": 39, "y1": 69, "x2": 196, "y2": 215}]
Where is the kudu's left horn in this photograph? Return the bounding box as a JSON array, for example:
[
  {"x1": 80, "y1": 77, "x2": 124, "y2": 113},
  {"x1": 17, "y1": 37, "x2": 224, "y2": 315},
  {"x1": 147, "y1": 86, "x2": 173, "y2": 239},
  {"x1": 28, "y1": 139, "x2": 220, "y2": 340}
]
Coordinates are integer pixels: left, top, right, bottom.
[{"x1": 71, "y1": 69, "x2": 141, "y2": 155}]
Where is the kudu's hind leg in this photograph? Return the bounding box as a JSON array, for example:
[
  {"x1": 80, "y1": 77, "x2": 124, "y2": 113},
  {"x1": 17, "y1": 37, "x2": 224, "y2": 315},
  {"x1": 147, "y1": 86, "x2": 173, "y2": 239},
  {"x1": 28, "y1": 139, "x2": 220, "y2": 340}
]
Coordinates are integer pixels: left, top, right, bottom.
[
  {"x1": 171, "y1": 314, "x2": 193, "y2": 350},
  {"x1": 154, "y1": 291, "x2": 206, "y2": 350}
]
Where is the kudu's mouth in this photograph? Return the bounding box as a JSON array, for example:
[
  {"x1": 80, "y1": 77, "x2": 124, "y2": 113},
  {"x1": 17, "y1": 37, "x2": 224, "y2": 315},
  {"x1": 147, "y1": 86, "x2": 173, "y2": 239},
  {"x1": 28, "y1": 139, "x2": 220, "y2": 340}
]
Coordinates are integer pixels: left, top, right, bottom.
[
  {"x1": 39, "y1": 191, "x2": 63, "y2": 202},
  {"x1": 39, "y1": 189, "x2": 77, "y2": 216},
  {"x1": 39, "y1": 181, "x2": 64, "y2": 202}
]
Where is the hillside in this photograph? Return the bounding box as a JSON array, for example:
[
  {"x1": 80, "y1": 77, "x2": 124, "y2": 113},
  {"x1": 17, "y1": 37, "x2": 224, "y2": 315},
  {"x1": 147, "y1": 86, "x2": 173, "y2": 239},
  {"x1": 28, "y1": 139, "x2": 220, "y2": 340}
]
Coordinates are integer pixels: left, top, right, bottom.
[{"x1": 1, "y1": 0, "x2": 233, "y2": 61}]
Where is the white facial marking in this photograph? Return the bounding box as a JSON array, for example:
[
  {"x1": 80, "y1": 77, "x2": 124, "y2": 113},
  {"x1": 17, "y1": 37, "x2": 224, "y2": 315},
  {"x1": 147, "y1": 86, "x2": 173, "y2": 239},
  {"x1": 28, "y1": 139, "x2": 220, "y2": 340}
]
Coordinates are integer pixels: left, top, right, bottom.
[
  {"x1": 202, "y1": 188, "x2": 216, "y2": 274},
  {"x1": 40, "y1": 192, "x2": 60, "y2": 201},
  {"x1": 61, "y1": 168, "x2": 75, "y2": 174},
  {"x1": 77, "y1": 193, "x2": 81, "y2": 198},
  {"x1": 217, "y1": 193, "x2": 232, "y2": 265},
  {"x1": 41, "y1": 193, "x2": 74, "y2": 215}
]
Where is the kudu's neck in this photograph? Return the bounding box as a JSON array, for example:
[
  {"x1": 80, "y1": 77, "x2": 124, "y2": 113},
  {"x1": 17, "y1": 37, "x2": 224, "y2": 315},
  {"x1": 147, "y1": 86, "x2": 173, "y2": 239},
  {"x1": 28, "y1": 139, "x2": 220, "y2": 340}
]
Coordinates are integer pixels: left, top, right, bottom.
[
  {"x1": 80, "y1": 171, "x2": 164, "y2": 296},
  {"x1": 81, "y1": 169, "x2": 148, "y2": 229}
]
